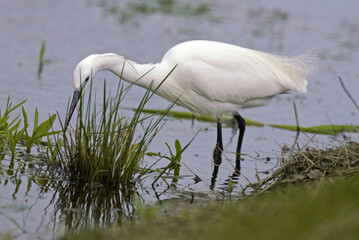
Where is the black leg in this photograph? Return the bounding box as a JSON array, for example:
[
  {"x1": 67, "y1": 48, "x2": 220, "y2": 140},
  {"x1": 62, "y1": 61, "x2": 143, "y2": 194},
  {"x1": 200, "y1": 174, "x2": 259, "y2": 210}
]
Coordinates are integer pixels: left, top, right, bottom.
[
  {"x1": 213, "y1": 117, "x2": 223, "y2": 165},
  {"x1": 233, "y1": 112, "x2": 246, "y2": 172},
  {"x1": 210, "y1": 165, "x2": 219, "y2": 190}
]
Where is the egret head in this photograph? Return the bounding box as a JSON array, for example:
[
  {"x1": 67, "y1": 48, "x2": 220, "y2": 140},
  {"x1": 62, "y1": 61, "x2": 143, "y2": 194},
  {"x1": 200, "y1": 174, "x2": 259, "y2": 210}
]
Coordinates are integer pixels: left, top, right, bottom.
[
  {"x1": 73, "y1": 54, "x2": 101, "y2": 90},
  {"x1": 64, "y1": 55, "x2": 99, "y2": 131}
]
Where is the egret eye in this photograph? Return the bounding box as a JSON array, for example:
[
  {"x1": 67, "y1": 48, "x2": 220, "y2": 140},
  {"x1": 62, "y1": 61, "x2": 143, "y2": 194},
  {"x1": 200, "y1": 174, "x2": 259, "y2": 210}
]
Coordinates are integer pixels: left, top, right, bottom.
[{"x1": 84, "y1": 76, "x2": 90, "y2": 82}]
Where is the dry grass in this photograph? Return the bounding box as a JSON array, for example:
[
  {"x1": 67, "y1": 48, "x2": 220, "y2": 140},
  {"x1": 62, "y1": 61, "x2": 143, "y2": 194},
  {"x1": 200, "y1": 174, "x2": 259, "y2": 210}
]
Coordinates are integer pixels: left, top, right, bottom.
[{"x1": 247, "y1": 141, "x2": 359, "y2": 193}]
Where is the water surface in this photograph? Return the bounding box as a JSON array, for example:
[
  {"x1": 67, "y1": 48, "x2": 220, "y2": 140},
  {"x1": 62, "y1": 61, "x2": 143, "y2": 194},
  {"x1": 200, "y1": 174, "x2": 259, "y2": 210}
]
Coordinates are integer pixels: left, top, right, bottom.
[{"x1": 0, "y1": 0, "x2": 358, "y2": 238}]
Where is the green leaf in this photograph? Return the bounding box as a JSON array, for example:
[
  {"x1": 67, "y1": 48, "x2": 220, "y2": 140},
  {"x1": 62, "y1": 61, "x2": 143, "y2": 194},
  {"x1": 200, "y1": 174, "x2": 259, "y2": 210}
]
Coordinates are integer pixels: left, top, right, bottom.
[
  {"x1": 21, "y1": 106, "x2": 29, "y2": 137},
  {"x1": 0, "y1": 115, "x2": 9, "y2": 129},
  {"x1": 7, "y1": 113, "x2": 19, "y2": 127},
  {"x1": 175, "y1": 139, "x2": 181, "y2": 154},
  {"x1": 34, "y1": 114, "x2": 56, "y2": 138},
  {"x1": 7, "y1": 127, "x2": 25, "y2": 159},
  {"x1": 134, "y1": 108, "x2": 358, "y2": 135},
  {"x1": 9, "y1": 119, "x2": 21, "y2": 133},
  {"x1": 0, "y1": 98, "x2": 26, "y2": 131},
  {"x1": 128, "y1": 108, "x2": 265, "y2": 126},
  {"x1": 34, "y1": 107, "x2": 39, "y2": 132},
  {"x1": 45, "y1": 130, "x2": 62, "y2": 136},
  {"x1": 7, "y1": 99, "x2": 27, "y2": 115},
  {"x1": 26, "y1": 113, "x2": 57, "y2": 153},
  {"x1": 38, "y1": 41, "x2": 46, "y2": 75},
  {"x1": 39, "y1": 41, "x2": 45, "y2": 63},
  {"x1": 268, "y1": 124, "x2": 359, "y2": 135},
  {"x1": 165, "y1": 142, "x2": 175, "y2": 159},
  {"x1": 146, "y1": 152, "x2": 162, "y2": 157}
]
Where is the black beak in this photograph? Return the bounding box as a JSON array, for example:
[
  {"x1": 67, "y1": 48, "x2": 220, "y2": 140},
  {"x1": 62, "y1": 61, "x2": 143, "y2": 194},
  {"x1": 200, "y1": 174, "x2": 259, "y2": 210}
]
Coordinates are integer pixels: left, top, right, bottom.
[{"x1": 64, "y1": 90, "x2": 81, "y2": 131}]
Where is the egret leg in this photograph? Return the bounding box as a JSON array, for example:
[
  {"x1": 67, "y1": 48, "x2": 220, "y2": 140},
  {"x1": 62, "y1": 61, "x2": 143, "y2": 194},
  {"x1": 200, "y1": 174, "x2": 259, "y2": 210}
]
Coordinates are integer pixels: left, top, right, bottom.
[
  {"x1": 210, "y1": 165, "x2": 219, "y2": 190},
  {"x1": 213, "y1": 117, "x2": 223, "y2": 165},
  {"x1": 233, "y1": 112, "x2": 246, "y2": 172}
]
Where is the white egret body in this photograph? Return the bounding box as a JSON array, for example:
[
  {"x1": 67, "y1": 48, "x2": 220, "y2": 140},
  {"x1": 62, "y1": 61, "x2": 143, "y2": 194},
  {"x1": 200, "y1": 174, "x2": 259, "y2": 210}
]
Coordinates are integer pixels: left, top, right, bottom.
[{"x1": 65, "y1": 40, "x2": 313, "y2": 171}]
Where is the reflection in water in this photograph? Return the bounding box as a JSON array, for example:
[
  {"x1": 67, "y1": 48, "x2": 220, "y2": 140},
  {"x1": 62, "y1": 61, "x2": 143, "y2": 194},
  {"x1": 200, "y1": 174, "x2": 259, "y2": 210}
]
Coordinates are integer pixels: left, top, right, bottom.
[
  {"x1": 1, "y1": 0, "x2": 359, "y2": 238},
  {"x1": 0, "y1": 148, "x2": 55, "y2": 197},
  {"x1": 52, "y1": 181, "x2": 138, "y2": 231},
  {"x1": 0, "y1": 143, "x2": 255, "y2": 238},
  {"x1": 0, "y1": 148, "x2": 58, "y2": 237},
  {"x1": 210, "y1": 163, "x2": 241, "y2": 191},
  {"x1": 0, "y1": 147, "x2": 140, "y2": 235},
  {"x1": 2, "y1": 145, "x2": 237, "y2": 237}
]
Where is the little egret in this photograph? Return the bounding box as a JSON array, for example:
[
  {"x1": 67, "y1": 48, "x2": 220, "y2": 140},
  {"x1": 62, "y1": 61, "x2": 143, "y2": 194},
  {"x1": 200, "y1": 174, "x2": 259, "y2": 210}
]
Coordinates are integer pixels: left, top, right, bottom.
[{"x1": 65, "y1": 40, "x2": 314, "y2": 170}]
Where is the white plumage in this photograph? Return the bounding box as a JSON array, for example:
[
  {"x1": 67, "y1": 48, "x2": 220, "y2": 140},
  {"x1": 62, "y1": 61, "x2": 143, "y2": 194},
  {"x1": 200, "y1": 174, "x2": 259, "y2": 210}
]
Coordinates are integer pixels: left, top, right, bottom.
[{"x1": 66, "y1": 40, "x2": 314, "y2": 171}]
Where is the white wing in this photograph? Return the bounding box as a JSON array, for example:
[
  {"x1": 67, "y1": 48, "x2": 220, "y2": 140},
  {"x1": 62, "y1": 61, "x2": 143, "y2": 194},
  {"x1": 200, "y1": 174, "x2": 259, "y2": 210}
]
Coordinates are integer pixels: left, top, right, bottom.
[{"x1": 161, "y1": 40, "x2": 314, "y2": 115}]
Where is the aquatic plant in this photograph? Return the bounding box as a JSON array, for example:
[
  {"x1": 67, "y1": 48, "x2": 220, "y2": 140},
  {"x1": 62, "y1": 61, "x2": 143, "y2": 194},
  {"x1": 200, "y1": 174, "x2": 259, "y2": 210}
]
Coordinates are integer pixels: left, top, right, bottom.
[
  {"x1": 102, "y1": 0, "x2": 211, "y2": 23},
  {"x1": 0, "y1": 97, "x2": 26, "y2": 140},
  {"x1": 22, "y1": 107, "x2": 59, "y2": 153},
  {"x1": 0, "y1": 98, "x2": 26, "y2": 158},
  {"x1": 0, "y1": 97, "x2": 59, "y2": 159},
  {"x1": 131, "y1": 108, "x2": 359, "y2": 135},
  {"x1": 147, "y1": 137, "x2": 200, "y2": 186},
  {"x1": 37, "y1": 41, "x2": 51, "y2": 77},
  {"x1": 51, "y1": 72, "x2": 176, "y2": 187}
]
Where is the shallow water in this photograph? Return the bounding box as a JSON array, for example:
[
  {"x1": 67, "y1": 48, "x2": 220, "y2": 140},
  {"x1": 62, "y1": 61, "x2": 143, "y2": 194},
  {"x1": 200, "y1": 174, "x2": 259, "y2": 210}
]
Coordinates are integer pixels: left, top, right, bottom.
[{"x1": 1, "y1": 0, "x2": 359, "y2": 238}]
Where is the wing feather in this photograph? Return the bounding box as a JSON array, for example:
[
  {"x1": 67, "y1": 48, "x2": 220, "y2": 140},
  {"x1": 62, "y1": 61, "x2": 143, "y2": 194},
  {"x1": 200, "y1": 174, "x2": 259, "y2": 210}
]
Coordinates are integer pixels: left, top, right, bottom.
[{"x1": 160, "y1": 40, "x2": 314, "y2": 114}]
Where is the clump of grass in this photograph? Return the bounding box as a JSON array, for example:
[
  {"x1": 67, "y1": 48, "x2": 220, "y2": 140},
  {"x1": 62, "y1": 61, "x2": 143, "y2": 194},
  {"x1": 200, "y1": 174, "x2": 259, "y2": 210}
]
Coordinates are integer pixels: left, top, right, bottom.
[
  {"x1": 247, "y1": 141, "x2": 359, "y2": 193},
  {"x1": 51, "y1": 78, "x2": 173, "y2": 187}
]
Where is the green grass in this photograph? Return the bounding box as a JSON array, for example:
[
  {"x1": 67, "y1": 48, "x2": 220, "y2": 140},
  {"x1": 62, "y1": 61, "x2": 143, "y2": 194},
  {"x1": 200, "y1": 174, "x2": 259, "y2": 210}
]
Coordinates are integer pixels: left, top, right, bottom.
[
  {"x1": 61, "y1": 173, "x2": 359, "y2": 240},
  {"x1": 134, "y1": 108, "x2": 265, "y2": 126},
  {"x1": 268, "y1": 123, "x2": 359, "y2": 135},
  {"x1": 50, "y1": 73, "x2": 176, "y2": 187},
  {"x1": 0, "y1": 96, "x2": 59, "y2": 159},
  {"x1": 134, "y1": 108, "x2": 359, "y2": 135},
  {"x1": 37, "y1": 41, "x2": 51, "y2": 77}
]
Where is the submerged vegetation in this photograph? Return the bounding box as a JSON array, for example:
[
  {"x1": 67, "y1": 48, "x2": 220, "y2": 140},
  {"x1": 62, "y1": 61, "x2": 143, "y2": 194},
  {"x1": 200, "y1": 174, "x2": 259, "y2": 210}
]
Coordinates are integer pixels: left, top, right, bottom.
[
  {"x1": 102, "y1": 0, "x2": 211, "y2": 23},
  {"x1": 37, "y1": 41, "x2": 51, "y2": 78},
  {"x1": 135, "y1": 108, "x2": 359, "y2": 135}
]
